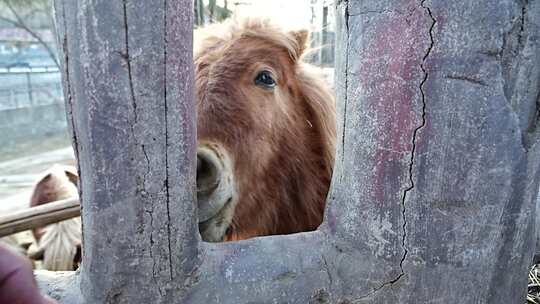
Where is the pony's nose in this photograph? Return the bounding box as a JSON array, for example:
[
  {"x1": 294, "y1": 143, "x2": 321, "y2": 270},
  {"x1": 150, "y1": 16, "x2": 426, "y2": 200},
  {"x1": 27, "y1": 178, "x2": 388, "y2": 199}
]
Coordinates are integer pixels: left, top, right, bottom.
[
  {"x1": 196, "y1": 152, "x2": 220, "y2": 195},
  {"x1": 196, "y1": 146, "x2": 234, "y2": 226}
]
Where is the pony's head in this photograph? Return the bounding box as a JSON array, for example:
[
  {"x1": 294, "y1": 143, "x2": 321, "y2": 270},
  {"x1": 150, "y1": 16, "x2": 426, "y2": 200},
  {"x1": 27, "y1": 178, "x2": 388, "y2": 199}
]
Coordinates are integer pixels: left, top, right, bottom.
[
  {"x1": 28, "y1": 165, "x2": 81, "y2": 270},
  {"x1": 194, "y1": 19, "x2": 336, "y2": 242}
]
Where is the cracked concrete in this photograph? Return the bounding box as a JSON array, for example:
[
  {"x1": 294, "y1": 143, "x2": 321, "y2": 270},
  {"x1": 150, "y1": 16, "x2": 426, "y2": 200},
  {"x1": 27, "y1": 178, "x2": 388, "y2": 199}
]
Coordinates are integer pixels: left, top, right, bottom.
[
  {"x1": 445, "y1": 74, "x2": 487, "y2": 86},
  {"x1": 163, "y1": 0, "x2": 174, "y2": 282},
  {"x1": 321, "y1": 254, "x2": 334, "y2": 288},
  {"x1": 122, "y1": 1, "x2": 162, "y2": 290},
  {"x1": 123, "y1": 0, "x2": 138, "y2": 127},
  {"x1": 377, "y1": 0, "x2": 436, "y2": 294},
  {"x1": 44, "y1": 0, "x2": 199, "y2": 302},
  {"x1": 40, "y1": 0, "x2": 540, "y2": 303},
  {"x1": 518, "y1": 1, "x2": 527, "y2": 47},
  {"x1": 121, "y1": 0, "x2": 150, "y2": 191},
  {"x1": 59, "y1": 2, "x2": 80, "y2": 182},
  {"x1": 360, "y1": 2, "x2": 436, "y2": 300},
  {"x1": 395, "y1": 0, "x2": 435, "y2": 274},
  {"x1": 349, "y1": 10, "x2": 394, "y2": 16},
  {"x1": 339, "y1": 1, "x2": 349, "y2": 183},
  {"x1": 400, "y1": 0, "x2": 434, "y2": 273},
  {"x1": 495, "y1": 0, "x2": 540, "y2": 154}
]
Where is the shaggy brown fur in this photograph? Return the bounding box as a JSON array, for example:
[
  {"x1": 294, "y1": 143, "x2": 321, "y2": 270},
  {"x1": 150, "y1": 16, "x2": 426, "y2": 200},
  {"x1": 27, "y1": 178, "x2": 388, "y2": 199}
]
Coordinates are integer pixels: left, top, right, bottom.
[
  {"x1": 29, "y1": 165, "x2": 81, "y2": 270},
  {"x1": 195, "y1": 18, "x2": 336, "y2": 241}
]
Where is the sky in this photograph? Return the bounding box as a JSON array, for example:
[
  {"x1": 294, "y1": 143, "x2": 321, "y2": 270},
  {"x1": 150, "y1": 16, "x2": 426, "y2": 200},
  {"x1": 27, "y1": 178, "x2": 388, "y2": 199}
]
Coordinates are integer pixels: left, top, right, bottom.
[{"x1": 216, "y1": 0, "x2": 323, "y2": 30}]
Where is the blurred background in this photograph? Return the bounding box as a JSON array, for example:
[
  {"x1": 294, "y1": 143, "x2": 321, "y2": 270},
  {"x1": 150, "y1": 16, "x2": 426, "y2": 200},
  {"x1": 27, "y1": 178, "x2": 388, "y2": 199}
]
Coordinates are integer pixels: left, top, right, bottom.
[
  {"x1": 0, "y1": 0, "x2": 72, "y2": 214},
  {"x1": 0, "y1": 0, "x2": 335, "y2": 212}
]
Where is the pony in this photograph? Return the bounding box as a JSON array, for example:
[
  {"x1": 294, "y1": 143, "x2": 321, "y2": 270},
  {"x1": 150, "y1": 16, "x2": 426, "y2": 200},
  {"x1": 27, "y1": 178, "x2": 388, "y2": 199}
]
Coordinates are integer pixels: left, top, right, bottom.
[
  {"x1": 27, "y1": 164, "x2": 81, "y2": 271},
  {"x1": 194, "y1": 18, "x2": 336, "y2": 242}
]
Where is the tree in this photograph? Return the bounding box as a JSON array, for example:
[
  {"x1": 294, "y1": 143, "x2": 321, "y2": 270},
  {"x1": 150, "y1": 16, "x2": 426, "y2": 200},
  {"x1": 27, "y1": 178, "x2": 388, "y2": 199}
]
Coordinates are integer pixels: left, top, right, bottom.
[
  {"x1": 194, "y1": 0, "x2": 205, "y2": 27},
  {"x1": 0, "y1": 0, "x2": 59, "y2": 67},
  {"x1": 194, "y1": 0, "x2": 231, "y2": 27},
  {"x1": 208, "y1": 0, "x2": 216, "y2": 22},
  {"x1": 37, "y1": 0, "x2": 540, "y2": 303}
]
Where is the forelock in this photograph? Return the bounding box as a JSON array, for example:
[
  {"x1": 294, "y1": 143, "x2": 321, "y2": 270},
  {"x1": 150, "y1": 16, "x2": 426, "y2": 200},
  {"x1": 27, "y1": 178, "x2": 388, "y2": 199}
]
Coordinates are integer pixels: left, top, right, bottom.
[{"x1": 194, "y1": 17, "x2": 303, "y2": 61}]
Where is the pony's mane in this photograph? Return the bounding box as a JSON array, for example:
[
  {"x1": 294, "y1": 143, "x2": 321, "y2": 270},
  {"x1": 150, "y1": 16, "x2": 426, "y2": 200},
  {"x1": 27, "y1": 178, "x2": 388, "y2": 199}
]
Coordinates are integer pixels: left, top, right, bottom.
[
  {"x1": 195, "y1": 18, "x2": 307, "y2": 62},
  {"x1": 296, "y1": 64, "x2": 336, "y2": 170},
  {"x1": 38, "y1": 218, "x2": 81, "y2": 271}
]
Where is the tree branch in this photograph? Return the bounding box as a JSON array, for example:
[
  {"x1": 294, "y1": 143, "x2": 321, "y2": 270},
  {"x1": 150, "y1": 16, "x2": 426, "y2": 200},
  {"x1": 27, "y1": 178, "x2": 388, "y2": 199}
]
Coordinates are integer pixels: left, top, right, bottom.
[{"x1": 2, "y1": 0, "x2": 60, "y2": 68}]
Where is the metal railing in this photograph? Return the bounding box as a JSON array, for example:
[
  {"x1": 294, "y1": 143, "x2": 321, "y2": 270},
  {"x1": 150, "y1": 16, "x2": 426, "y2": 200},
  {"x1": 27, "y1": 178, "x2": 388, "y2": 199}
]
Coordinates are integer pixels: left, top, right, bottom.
[
  {"x1": 0, "y1": 65, "x2": 59, "y2": 74},
  {"x1": 0, "y1": 65, "x2": 63, "y2": 111}
]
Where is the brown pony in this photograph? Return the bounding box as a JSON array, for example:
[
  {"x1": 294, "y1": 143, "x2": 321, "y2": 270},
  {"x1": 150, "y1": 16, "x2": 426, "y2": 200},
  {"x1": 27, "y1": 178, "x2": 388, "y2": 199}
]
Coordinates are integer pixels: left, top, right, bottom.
[
  {"x1": 28, "y1": 164, "x2": 81, "y2": 270},
  {"x1": 195, "y1": 19, "x2": 336, "y2": 242}
]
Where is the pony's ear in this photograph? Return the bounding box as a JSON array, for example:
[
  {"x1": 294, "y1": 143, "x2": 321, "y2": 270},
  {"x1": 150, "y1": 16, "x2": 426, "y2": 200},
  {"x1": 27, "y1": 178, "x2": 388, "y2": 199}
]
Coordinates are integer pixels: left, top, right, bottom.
[
  {"x1": 289, "y1": 29, "x2": 309, "y2": 58},
  {"x1": 29, "y1": 173, "x2": 53, "y2": 208},
  {"x1": 64, "y1": 168, "x2": 78, "y2": 187}
]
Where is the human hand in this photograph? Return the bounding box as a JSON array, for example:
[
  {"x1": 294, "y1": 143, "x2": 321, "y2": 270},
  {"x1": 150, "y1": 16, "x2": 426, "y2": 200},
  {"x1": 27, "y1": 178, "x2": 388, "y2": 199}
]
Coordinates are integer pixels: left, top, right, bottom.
[{"x1": 0, "y1": 243, "x2": 57, "y2": 304}]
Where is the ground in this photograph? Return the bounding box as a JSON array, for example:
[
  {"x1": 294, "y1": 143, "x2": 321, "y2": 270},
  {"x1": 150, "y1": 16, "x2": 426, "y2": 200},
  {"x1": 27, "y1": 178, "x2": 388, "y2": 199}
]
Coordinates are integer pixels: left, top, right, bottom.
[{"x1": 529, "y1": 265, "x2": 540, "y2": 303}]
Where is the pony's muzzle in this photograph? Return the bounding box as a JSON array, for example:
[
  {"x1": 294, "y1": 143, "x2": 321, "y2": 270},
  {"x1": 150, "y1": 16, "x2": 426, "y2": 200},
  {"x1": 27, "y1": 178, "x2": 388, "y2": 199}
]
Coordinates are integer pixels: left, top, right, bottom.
[{"x1": 196, "y1": 146, "x2": 236, "y2": 241}]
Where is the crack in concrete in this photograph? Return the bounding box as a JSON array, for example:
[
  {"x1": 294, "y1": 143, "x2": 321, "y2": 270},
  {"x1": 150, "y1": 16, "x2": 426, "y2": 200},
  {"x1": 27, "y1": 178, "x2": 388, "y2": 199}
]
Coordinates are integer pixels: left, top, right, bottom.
[
  {"x1": 353, "y1": 273, "x2": 405, "y2": 302},
  {"x1": 349, "y1": 9, "x2": 398, "y2": 16},
  {"x1": 141, "y1": 145, "x2": 150, "y2": 184},
  {"x1": 496, "y1": 0, "x2": 537, "y2": 153},
  {"x1": 445, "y1": 74, "x2": 487, "y2": 86},
  {"x1": 122, "y1": 1, "x2": 161, "y2": 294},
  {"x1": 122, "y1": 1, "x2": 137, "y2": 127},
  {"x1": 121, "y1": 0, "x2": 151, "y2": 187},
  {"x1": 122, "y1": 1, "x2": 151, "y2": 187},
  {"x1": 518, "y1": 1, "x2": 527, "y2": 48},
  {"x1": 121, "y1": 2, "x2": 146, "y2": 180},
  {"x1": 145, "y1": 206, "x2": 161, "y2": 295},
  {"x1": 398, "y1": 0, "x2": 435, "y2": 278},
  {"x1": 340, "y1": 0, "x2": 349, "y2": 183},
  {"x1": 59, "y1": 1, "x2": 83, "y2": 202},
  {"x1": 397, "y1": 0, "x2": 435, "y2": 279},
  {"x1": 321, "y1": 254, "x2": 334, "y2": 288},
  {"x1": 517, "y1": 0, "x2": 539, "y2": 151},
  {"x1": 163, "y1": 0, "x2": 174, "y2": 282},
  {"x1": 355, "y1": 2, "x2": 436, "y2": 301}
]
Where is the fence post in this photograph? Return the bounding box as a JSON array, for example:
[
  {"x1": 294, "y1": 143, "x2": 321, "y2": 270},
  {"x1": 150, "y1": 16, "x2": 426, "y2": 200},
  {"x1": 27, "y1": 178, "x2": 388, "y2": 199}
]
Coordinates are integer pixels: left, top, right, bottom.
[
  {"x1": 51, "y1": 0, "x2": 198, "y2": 302},
  {"x1": 326, "y1": 0, "x2": 540, "y2": 302}
]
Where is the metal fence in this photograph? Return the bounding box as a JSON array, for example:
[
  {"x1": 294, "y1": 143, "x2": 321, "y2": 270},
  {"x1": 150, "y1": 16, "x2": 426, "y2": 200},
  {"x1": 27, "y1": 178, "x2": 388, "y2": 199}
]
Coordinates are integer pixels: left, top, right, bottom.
[
  {"x1": 0, "y1": 66, "x2": 63, "y2": 111},
  {"x1": 306, "y1": 31, "x2": 335, "y2": 67},
  {"x1": 0, "y1": 66, "x2": 67, "y2": 146}
]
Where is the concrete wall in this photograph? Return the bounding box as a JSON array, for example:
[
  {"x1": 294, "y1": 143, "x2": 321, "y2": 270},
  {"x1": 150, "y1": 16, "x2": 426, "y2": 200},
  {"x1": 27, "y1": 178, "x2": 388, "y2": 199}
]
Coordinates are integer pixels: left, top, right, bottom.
[{"x1": 0, "y1": 102, "x2": 68, "y2": 145}]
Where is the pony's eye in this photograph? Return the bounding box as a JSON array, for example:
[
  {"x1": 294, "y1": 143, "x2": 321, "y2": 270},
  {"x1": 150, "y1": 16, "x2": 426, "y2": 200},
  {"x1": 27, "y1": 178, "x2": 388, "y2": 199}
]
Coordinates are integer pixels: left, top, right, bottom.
[{"x1": 254, "y1": 71, "x2": 276, "y2": 89}]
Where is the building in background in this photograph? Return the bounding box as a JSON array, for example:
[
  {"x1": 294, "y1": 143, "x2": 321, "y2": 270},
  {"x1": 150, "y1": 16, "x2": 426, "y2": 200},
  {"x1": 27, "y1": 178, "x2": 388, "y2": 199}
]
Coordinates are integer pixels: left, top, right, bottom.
[
  {"x1": 194, "y1": 0, "x2": 335, "y2": 66},
  {"x1": 0, "y1": 0, "x2": 66, "y2": 160},
  {"x1": 0, "y1": 0, "x2": 335, "y2": 162},
  {"x1": 0, "y1": 0, "x2": 58, "y2": 68}
]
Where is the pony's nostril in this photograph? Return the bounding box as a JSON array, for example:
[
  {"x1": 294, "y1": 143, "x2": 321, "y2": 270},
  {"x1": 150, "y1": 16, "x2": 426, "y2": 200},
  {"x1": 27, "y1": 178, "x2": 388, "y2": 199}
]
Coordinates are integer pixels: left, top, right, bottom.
[
  {"x1": 196, "y1": 156, "x2": 203, "y2": 178},
  {"x1": 196, "y1": 152, "x2": 220, "y2": 194},
  {"x1": 196, "y1": 147, "x2": 234, "y2": 225}
]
